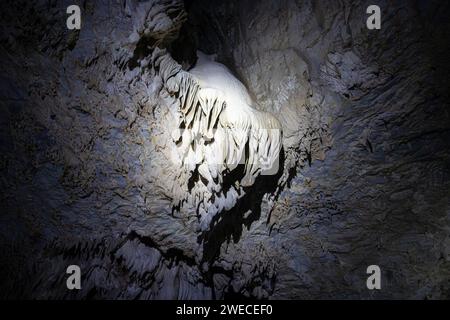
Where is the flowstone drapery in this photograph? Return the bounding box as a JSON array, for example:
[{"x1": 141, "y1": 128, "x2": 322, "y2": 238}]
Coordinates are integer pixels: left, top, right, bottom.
[{"x1": 153, "y1": 49, "x2": 282, "y2": 230}]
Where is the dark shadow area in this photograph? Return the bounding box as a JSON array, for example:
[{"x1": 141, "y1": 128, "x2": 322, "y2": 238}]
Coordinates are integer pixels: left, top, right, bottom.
[
  {"x1": 199, "y1": 148, "x2": 285, "y2": 265},
  {"x1": 128, "y1": 35, "x2": 157, "y2": 70},
  {"x1": 168, "y1": 22, "x2": 198, "y2": 69},
  {"x1": 181, "y1": 0, "x2": 255, "y2": 99}
]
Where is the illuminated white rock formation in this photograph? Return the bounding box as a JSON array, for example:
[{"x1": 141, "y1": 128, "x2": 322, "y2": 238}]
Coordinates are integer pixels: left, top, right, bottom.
[{"x1": 154, "y1": 49, "x2": 282, "y2": 230}]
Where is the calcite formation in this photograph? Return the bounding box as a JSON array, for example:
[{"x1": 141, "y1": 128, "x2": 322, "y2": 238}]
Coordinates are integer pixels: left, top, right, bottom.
[{"x1": 153, "y1": 49, "x2": 282, "y2": 230}]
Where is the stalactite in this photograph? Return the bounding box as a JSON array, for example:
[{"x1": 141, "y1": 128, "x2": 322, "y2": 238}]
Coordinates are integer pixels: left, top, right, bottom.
[{"x1": 154, "y1": 49, "x2": 282, "y2": 230}]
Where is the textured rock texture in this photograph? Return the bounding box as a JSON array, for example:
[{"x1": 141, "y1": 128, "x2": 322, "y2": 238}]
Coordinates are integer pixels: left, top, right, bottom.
[{"x1": 1, "y1": 0, "x2": 450, "y2": 299}]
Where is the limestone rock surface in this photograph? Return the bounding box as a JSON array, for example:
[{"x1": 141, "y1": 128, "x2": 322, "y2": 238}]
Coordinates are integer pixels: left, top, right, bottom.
[{"x1": 1, "y1": 0, "x2": 450, "y2": 299}]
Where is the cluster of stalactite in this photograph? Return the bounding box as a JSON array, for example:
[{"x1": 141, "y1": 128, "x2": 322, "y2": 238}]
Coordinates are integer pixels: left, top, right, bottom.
[{"x1": 153, "y1": 49, "x2": 282, "y2": 230}]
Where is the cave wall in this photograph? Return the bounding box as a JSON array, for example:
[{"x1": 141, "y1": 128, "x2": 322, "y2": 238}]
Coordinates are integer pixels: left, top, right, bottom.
[{"x1": 0, "y1": 0, "x2": 450, "y2": 299}]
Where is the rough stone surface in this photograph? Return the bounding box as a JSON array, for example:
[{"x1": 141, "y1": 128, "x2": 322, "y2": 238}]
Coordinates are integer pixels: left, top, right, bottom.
[{"x1": 1, "y1": 0, "x2": 450, "y2": 299}]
